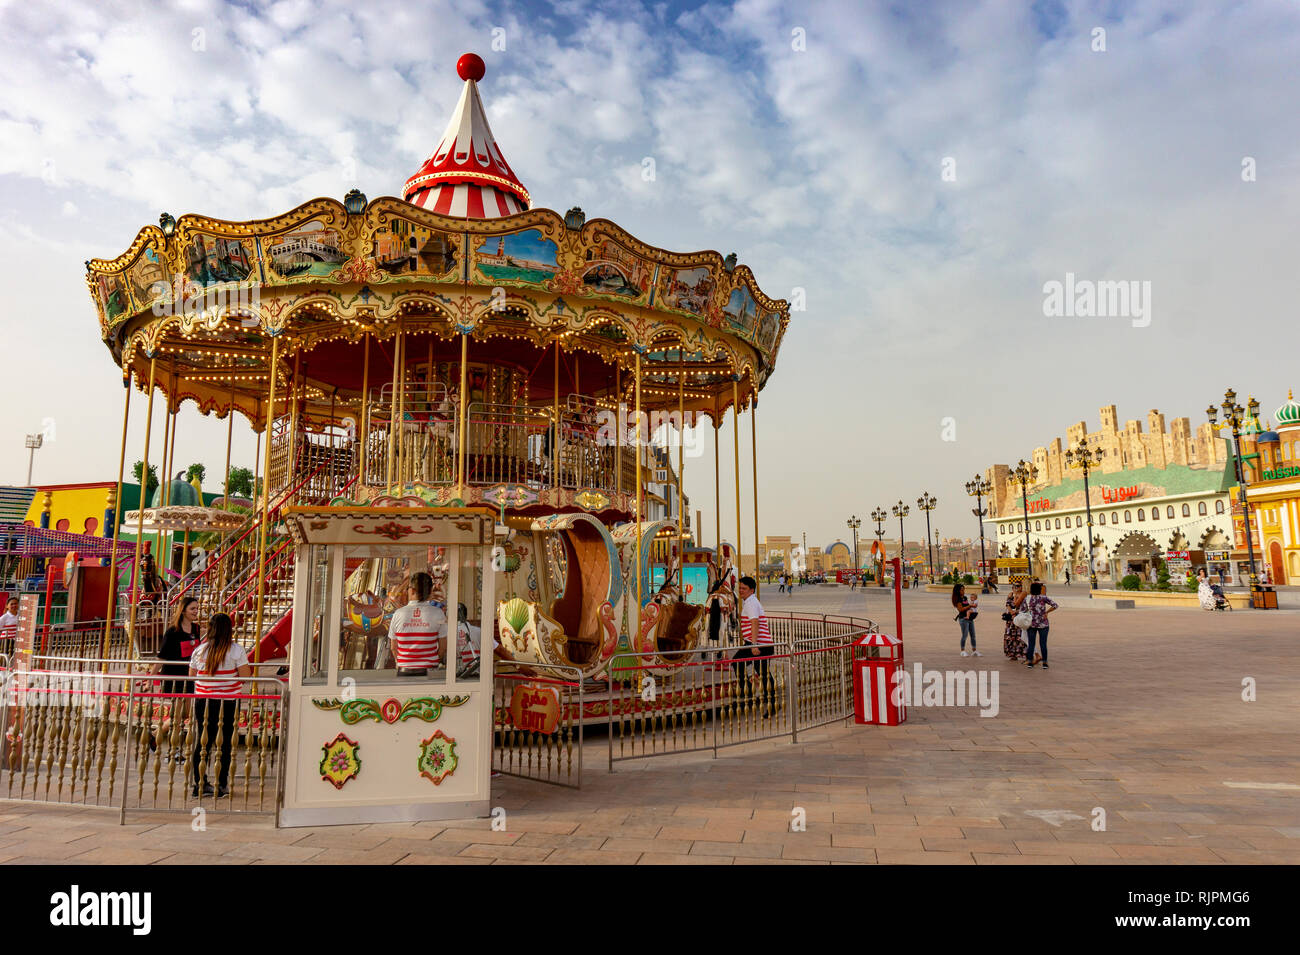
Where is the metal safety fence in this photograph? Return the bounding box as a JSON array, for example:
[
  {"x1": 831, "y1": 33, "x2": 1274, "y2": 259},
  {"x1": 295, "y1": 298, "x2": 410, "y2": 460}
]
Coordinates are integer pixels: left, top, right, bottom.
[
  {"x1": 0, "y1": 658, "x2": 288, "y2": 820},
  {"x1": 492, "y1": 664, "x2": 583, "y2": 789},
  {"x1": 606, "y1": 612, "x2": 876, "y2": 768}
]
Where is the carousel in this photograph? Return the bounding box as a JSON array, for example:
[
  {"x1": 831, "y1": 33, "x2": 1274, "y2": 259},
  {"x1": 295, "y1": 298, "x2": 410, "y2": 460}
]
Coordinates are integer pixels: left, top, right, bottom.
[{"x1": 85, "y1": 54, "x2": 790, "y2": 822}]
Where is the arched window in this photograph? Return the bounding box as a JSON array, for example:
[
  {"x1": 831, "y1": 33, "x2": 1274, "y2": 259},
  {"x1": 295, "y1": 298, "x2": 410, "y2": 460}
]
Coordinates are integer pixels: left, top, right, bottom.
[
  {"x1": 1198, "y1": 501, "x2": 1207, "y2": 516},
  {"x1": 1035, "y1": 520, "x2": 1041, "y2": 531},
  {"x1": 1151, "y1": 507, "x2": 1159, "y2": 521},
  {"x1": 1064, "y1": 516, "x2": 1071, "y2": 528},
  {"x1": 1182, "y1": 503, "x2": 1190, "y2": 517},
  {"x1": 1098, "y1": 513, "x2": 1106, "y2": 525},
  {"x1": 1017, "y1": 523, "x2": 1023, "y2": 533},
  {"x1": 1112, "y1": 512, "x2": 1119, "y2": 523},
  {"x1": 1125, "y1": 510, "x2": 1132, "y2": 523},
  {"x1": 1215, "y1": 500, "x2": 1225, "y2": 514},
  {"x1": 1137, "y1": 509, "x2": 1145, "y2": 521},
  {"x1": 1055, "y1": 518, "x2": 1061, "y2": 529},
  {"x1": 1166, "y1": 505, "x2": 1175, "y2": 519}
]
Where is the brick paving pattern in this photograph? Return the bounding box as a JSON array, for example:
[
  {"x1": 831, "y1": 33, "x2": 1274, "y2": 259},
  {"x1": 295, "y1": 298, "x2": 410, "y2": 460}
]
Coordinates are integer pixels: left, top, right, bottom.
[{"x1": 2, "y1": 586, "x2": 1296, "y2": 864}]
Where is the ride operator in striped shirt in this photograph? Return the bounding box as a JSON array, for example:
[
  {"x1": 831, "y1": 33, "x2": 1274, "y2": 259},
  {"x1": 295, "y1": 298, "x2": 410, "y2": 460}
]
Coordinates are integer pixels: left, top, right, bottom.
[
  {"x1": 389, "y1": 572, "x2": 447, "y2": 677},
  {"x1": 730, "y1": 576, "x2": 775, "y2": 707}
]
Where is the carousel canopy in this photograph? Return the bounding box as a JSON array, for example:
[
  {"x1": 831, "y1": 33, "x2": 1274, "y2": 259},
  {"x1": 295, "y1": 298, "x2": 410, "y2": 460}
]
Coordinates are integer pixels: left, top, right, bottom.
[
  {"x1": 121, "y1": 505, "x2": 245, "y2": 534},
  {"x1": 403, "y1": 53, "x2": 530, "y2": 218}
]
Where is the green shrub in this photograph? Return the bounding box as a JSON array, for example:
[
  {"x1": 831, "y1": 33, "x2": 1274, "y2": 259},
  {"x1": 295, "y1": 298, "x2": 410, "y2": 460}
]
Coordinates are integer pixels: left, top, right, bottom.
[
  {"x1": 962, "y1": 574, "x2": 975, "y2": 585},
  {"x1": 1120, "y1": 574, "x2": 1141, "y2": 591},
  {"x1": 941, "y1": 573, "x2": 953, "y2": 584}
]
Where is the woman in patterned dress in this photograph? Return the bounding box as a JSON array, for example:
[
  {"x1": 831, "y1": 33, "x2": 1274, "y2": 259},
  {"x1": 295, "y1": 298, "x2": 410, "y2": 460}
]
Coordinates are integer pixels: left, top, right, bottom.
[{"x1": 1002, "y1": 580, "x2": 1028, "y2": 661}]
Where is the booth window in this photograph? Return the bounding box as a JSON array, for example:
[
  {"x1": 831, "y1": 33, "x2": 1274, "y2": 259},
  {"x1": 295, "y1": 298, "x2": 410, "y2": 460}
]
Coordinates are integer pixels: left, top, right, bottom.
[
  {"x1": 302, "y1": 545, "x2": 329, "y2": 685},
  {"x1": 338, "y1": 549, "x2": 450, "y2": 685}
]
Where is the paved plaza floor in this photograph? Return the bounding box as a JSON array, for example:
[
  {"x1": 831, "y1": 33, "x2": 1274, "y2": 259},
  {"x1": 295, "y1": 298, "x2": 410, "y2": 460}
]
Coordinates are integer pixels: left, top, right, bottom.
[{"x1": 2, "y1": 585, "x2": 1296, "y2": 865}]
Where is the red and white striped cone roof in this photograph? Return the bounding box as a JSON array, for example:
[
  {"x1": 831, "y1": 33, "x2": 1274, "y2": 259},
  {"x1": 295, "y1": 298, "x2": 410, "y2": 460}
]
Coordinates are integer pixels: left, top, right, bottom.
[
  {"x1": 856, "y1": 632, "x2": 901, "y2": 646},
  {"x1": 403, "y1": 53, "x2": 531, "y2": 219}
]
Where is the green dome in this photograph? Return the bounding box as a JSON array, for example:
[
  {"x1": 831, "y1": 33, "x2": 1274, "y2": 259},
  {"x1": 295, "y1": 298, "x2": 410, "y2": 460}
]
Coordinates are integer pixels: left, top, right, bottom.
[
  {"x1": 1276, "y1": 390, "x2": 1300, "y2": 426},
  {"x1": 151, "y1": 473, "x2": 201, "y2": 508}
]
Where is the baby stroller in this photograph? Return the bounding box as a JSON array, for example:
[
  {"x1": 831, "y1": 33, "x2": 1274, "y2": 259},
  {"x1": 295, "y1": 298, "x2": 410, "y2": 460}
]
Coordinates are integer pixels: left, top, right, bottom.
[{"x1": 1210, "y1": 583, "x2": 1232, "y2": 611}]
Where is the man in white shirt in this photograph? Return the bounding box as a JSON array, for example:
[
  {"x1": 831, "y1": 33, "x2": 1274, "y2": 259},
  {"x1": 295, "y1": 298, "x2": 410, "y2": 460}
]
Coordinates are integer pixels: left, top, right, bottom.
[{"x1": 730, "y1": 576, "x2": 775, "y2": 709}]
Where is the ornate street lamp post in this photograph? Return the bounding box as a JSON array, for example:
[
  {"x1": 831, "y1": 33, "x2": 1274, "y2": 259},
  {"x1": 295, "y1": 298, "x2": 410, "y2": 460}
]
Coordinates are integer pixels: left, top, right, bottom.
[
  {"x1": 965, "y1": 475, "x2": 991, "y2": 589},
  {"x1": 892, "y1": 500, "x2": 909, "y2": 582},
  {"x1": 846, "y1": 515, "x2": 861, "y2": 576},
  {"x1": 1012, "y1": 459, "x2": 1038, "y2": 579},
  {"x1": 1064, "y1": 437, "x2": 1103, "y2": 590},
  {"x1": 917, "y1": 491, "x2": 937, "y2": 582},
  {"x1": 1208, "y1": 390, "x2": 1261, "y2": 588},
  {"x1": 871, "y1": 507, "x2": 888, "y2": 587}
]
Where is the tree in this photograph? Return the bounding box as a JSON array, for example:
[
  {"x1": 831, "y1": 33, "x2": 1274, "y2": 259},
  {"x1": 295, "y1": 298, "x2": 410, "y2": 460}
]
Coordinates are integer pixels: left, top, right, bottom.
[
  {"x1": 226, "y1": 466, "x2": 258, "y2": 498},
  {"x1": 186, "y1": 462, "x2": 206, "y2": 484},
  {"x1": 132, "y1": 461, "x2": 159, "y2": 498}
]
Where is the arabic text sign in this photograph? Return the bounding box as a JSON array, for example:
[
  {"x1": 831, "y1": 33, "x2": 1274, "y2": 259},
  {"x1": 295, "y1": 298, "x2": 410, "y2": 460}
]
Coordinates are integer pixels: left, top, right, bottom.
[{"x1": 509, "y1": 683, "x2": 561, "y2": 735}]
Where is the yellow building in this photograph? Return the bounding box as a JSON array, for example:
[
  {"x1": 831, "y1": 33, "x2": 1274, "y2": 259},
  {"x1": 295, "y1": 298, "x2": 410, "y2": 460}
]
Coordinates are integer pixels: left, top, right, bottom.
[{"x1": 1246, "y1": 392, "x2": 1300, "y2": 584}]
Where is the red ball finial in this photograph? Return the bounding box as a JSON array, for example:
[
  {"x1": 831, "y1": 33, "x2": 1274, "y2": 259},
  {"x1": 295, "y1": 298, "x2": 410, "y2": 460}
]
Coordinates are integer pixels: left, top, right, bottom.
[{"x1": 457, "y1": 53, "x2": 486, "y2": 82}]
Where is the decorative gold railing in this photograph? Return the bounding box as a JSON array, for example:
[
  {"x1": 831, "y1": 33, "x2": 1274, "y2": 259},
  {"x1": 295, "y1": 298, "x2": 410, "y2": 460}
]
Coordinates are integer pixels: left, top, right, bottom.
[{"x1": 0, "y1": 663, "x2": 288, "y2": 818}]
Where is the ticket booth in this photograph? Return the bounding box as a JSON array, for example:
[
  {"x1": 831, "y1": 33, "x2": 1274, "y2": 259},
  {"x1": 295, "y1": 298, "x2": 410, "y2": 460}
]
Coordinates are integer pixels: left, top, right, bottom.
[{"x1": 278, "y1": 506, "x2": 497, "y2": 827}]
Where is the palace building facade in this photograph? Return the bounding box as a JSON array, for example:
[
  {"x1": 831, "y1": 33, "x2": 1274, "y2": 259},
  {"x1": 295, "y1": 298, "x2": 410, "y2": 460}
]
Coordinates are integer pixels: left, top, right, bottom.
[{"x1": 985, "y1": 404, "x2": 1239, "y2": 583}]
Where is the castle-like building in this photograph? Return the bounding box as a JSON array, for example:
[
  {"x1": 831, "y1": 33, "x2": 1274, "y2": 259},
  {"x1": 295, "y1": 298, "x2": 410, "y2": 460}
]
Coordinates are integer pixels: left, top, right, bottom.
[{"x1": 984, "y1": 404, "x2": 1238, "y2": 583}]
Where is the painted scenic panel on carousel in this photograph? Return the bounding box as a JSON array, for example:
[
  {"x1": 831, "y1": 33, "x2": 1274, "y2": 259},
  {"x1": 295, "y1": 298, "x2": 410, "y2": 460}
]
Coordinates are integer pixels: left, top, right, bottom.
[
  {"x1": 472, "y1": 229, "x2": 558, "y2": 285},
  {"x1": 182, "y1": 232, "x2": 256, "y2": 287},
  {"x1": 124, "y1": 246, "x2": 168, "y2": 316},
  {"x1": 723, "y1": 284, "x2": 778, "y2": 351},
  {"x1": 657, "y1": 266, "x2": 715, "y2": 316},
  {"x1": 580, "y1": 238, "x2": 652, "y2": 300},
  {"x1": 372, "y1": 217, "x2": 458, "y2": 278},
  {"x1": 263, "y1": 219, "x2": 346, "y2": 281},
  {"x1": 94, "y1": 271, "x2": 131, "y2": 327}
]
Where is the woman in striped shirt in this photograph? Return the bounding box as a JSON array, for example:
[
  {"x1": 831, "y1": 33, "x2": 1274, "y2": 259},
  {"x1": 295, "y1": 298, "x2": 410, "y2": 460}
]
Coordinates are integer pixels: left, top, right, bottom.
[
  {"x1": 187, "y1": 613, "x2": 250, "y2": 798},
  {"x1": 388, "y1": 572, "x2": 446, "y2": 676}
]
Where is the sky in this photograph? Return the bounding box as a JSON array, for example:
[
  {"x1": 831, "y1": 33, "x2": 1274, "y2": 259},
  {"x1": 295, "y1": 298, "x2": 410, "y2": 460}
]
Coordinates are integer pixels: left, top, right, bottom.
[{"x1": 1, "y1": 0, "x2": 1298, "y2": 554}]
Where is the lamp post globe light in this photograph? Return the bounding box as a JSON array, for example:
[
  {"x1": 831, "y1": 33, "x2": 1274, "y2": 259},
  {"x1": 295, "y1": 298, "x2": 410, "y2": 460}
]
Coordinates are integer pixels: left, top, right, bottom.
[
  {"x1": 847, "y1": 515, "x2": 861, "y2": 577},
  {"x1": 965, "y1": 475, "x2": 992, "y2": 590},
  {"x1": 1207, "y1": 390, "x2": 1261, "y2": 589},
  {"x1": 916, "y1": 491, "x2": 938, "y2": 582},
  {"x1": 892, "y1": 500, "x2": 909, "y2": 582},
  {"x1": 1012, "y1": 459, "x2": 1038, "y2": 580},
  {"x1": 871, "y1": 507, "x2": 888, "y2": 587},
  {"x1": 1064, "y1": 437, "x2": 1104, "y2": 590}
]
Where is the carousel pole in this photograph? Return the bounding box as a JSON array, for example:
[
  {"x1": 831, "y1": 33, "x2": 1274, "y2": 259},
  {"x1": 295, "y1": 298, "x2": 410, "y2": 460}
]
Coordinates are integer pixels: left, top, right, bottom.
[
  {"x1": 732, "y1": 376, "x2": 743, "y2": 584},
  {"x1": 635, "y1": 351, "x2": 643, "y2": 616},
  {"x1": 714, "y1": 411, "x2": 720, "y2": 550},
  {"x1": 614, "y1": 364, "x2": 621, "y2": 497},
  {"x1": 677, "y1": 350, "x2": 685, "y2": 550},
  {"x1": 288, "y1": 349, "x2": 302, "y2": 474},
  {"x1": 127, "y1": 355, "x2": 158, "y2": 661},
  {"x1": 101, "y1": 372, "x2": 132, "y2": 660},
  {"x1": 457, "y1": 329, "x2": 469, "y2": 497},
  {"x1": 552, "y1": 340, "x2": 560, "y2": 487},
  {"x1": 386, "y1": 323, "x2": 400, "y2": 491},
  {"x1": 154, "y1": 377, "x2": 172, "y2": 574},
  {"x1": 360, "y1": 333, "x2": 370, "y2": 486},
  {"x1": 222, "y1": 388, "x2": 234, "y2": 510},
  {"x1": 751, "y1": 390, "x2": 760, "y2": 595},
  {"x1": 253, "y1": 336, "x2": 280, "y2": 661},
  {"x1": 397, "y1": 323, "x2": 407, "y2": 489}
]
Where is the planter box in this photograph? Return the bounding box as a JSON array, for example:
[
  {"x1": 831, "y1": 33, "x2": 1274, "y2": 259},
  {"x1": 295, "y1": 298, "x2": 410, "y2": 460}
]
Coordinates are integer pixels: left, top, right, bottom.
[{"x1": 1088, "y1": 589, "x2": 1252, "y2": 609}]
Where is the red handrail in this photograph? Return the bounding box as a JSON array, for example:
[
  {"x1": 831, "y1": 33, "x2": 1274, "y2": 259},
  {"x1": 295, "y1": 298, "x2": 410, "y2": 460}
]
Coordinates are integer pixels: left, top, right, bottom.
[{"x1": 170, "y1": 457, "x2": 334, "y2": 606}]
